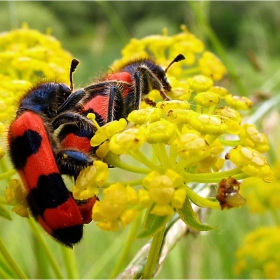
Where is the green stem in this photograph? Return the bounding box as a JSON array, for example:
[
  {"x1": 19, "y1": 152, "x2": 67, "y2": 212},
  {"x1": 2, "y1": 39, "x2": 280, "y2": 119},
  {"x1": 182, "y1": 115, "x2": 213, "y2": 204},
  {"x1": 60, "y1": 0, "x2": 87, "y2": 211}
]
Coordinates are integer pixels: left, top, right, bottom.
[
  {"x1": 0, "y1": 236, "x2": 27, "y2": 279},
  {"x1": 28, "y1": 218, "x2": 64, "y2": 279},
  {"x1": 0, "y1": 155, "x2": 11, "y2": 173},
  {"x1": 109, "y1": 212, "x2": 142, "y2": 278},
  {"x1": 0, "y1": 196, "x2": 7, "y2": 204},
  {"x1": 0, "y1": 169, "x2": 16, "y2": 181},
  {"x1": 182, "y1": 167, "x2": 248, "y2": 183},
  {"x1": 142, "y1": 227, "x2": 165, "y2": 279},
  {"x1": 0, "y1": 265, "x2": 12, "y2": 279},
  {"x1": 103, "y1": 178, "x2": 143, "y2": 188},
  {"x1": 83, "y1": 230, "x2": 129, "y2": 278},
  {"x1": 152, "y1": 143, "x2": 169, "y2": 168},
  {"x1": 203, "y1": 105, "x2": 216, "y2": 116},
  {"x1": 219, "y1": 138, "x2": 242, "y2": 147},
  {"x1": 168, "y1": 141, "x2": 178, "y2": 168},
  {"x1": 204, "y1": 134, "x2": 218, "y2": 145},
  {"x1": 129, "y1": 150, "x2": 158, "y2": 171},
  {"x1": 61, "y1": 246, "x2": 79, "y2": 279},
  {"x1": 0, "y1": 252, "x2": 14, "y2": 277},
  {"x1": 186, "y1": 186, "x2": 220, "y2": 209},
  {"x1": 105, "y1": 152, "x2": 150, "y2": 174}
]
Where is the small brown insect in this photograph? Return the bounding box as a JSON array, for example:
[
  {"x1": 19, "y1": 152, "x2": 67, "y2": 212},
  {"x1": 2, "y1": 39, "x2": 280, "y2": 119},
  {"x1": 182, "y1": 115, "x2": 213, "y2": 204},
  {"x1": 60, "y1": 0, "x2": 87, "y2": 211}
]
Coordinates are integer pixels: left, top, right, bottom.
[{"x1": 216, "y1": 177, "x2": 246, "y2": 209}]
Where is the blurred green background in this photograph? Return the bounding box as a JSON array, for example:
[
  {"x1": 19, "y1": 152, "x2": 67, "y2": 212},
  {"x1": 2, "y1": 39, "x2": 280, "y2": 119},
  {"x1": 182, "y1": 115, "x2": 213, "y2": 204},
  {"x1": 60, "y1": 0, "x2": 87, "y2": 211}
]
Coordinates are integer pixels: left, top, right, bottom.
[{"x1": 0, "y1": 1, "x2": 279, "y2": 278}]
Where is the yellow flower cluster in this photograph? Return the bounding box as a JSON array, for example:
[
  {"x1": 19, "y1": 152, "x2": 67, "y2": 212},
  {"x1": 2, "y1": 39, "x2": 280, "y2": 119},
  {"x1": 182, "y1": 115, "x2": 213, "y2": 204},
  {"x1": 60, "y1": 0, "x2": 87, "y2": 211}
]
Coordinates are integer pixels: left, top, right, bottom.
[
  {"x1": 112, "y1": 25, "x2": 226, "y2": 84},
  {"x1": 240, "y1": 168, "x2": 280, "y2": 214},
  {"x1": 140, "y1": 169, "x2": 185, "y2": 216},
  {"x1": 229, "y1": 146, "x2": 274, "y2": 183},
  {"x1": 71, "y1": 28, "x2": 273, "y2": 231},
  {"x1": 92, "y1": 183, "x2": 138, "y2": 231},
  {"x1": 73, "y1": 161, "x2": 109, "y2": 200},
  {"x1": 0, "y1": 24, "x2": 72, "y2": 130},
  {"x1": 77, "y1": 76, "x2": 273, "y2": 230},
  {"x1": 235, "y1": 227, "x2": 280, "y2": 278},
  {"x1": 5, "y1": 179, "x2": 28, "y2": 217}
]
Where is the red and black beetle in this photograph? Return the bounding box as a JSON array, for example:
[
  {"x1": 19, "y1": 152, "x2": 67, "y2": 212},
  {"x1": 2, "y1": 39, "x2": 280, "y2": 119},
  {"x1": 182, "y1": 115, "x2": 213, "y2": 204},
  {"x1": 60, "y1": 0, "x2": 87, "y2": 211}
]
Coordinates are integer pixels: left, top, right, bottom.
[{"x1": 8, "y1": 60, "x2": 97, "y2": 247}]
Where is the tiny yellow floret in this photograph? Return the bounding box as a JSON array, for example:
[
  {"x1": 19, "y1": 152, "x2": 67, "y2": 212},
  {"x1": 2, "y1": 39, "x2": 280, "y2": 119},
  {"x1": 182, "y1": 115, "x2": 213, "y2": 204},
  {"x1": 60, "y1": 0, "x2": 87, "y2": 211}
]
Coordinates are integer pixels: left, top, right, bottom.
[
  {"x1": 229, "y1": 146, "x2": 274, "y2": 182},
  {"x1": 73, "y1": 161, "x2": 109, "y2": 200},
  {"x1": 109, "y1": 126, "x2": 147, "y2": 154},
  {"x1": 146, "y1": 119, "x2": 175, "y2": 144},
  {"x1": 187, "y1": 75, "x2": 214, "y2": 92}
]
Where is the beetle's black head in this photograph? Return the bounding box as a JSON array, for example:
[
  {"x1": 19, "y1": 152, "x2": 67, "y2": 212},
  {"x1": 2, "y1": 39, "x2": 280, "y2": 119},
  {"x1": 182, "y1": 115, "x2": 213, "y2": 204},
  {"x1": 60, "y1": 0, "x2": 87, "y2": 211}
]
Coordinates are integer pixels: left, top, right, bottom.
[{"x1": 149, "y1": 63, "x2": 171, "y2": 91}]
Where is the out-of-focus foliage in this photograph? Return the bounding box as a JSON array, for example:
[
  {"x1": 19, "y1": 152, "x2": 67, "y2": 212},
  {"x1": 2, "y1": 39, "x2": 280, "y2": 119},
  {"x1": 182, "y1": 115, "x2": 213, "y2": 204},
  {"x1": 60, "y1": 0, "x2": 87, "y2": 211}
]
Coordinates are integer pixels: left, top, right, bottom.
[
  {"x1": 1, "y1": 2, "x2": 280, "y2": 55},
  {"x1": 0, "y1": 1, "x2": 279, "y2": 279}
]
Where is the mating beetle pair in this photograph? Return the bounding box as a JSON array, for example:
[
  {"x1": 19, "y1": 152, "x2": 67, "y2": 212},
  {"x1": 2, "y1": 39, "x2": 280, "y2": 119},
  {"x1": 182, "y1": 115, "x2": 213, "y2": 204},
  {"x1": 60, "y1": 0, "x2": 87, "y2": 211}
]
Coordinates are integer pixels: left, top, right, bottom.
[{"x1": 8, "y1": 54, "x2": 185, "y2": 247}]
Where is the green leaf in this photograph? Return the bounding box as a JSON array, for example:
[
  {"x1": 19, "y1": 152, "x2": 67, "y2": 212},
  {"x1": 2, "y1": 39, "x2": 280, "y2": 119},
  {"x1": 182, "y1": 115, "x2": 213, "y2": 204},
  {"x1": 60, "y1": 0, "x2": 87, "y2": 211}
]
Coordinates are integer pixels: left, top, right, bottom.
[
  {"x1": 177, "y1": 198, "x2": 213, "y2": 231},
  {"x1": 0, "y1": 205, "x2": 12, "y2": 221},
  {"x1": 137, "y1": 207, "x2": 170, "y2": 238}
]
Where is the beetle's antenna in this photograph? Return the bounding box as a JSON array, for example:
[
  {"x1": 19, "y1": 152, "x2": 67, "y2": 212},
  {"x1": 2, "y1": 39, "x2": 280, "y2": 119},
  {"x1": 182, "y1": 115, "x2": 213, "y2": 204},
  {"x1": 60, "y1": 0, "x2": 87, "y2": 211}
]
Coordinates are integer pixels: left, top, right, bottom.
[
  {"x1": 165, "y1": 54, "x2": 185, "y2": 73},
  {"x1": 70, "y1": 58, "x2": 80, "y2": 91}
]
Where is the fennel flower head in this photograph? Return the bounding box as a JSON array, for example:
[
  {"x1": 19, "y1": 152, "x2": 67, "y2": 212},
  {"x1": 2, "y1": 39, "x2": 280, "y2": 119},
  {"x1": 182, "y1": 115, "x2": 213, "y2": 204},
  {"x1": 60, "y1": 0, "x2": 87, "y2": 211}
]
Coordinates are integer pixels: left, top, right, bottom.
[
  {"x1": 72, "y1": 26, "x2": 273, "y2": 233},
  {"x1": 0, "y1": 24, "x2": 72, "y2": 133},
  {"x1": 2, "y1": 26, "x2": 274, "y2": 237}
]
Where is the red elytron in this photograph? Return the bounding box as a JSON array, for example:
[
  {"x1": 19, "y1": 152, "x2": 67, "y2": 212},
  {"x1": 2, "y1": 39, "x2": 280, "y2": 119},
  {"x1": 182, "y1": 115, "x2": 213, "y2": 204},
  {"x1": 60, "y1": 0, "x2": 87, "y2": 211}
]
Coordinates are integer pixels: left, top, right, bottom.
[{"x1": 8, "y1": 60, "x2": 97, "y2": 247}]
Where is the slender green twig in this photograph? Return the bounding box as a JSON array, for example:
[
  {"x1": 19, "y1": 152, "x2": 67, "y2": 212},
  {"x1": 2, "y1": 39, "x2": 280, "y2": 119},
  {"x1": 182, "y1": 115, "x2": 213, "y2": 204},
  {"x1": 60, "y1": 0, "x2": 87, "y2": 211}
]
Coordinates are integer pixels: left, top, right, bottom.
[
  {"x1": 0, "y1": 236, "x2": 27, "y2": 279},
  {"x1": 152, "y1": 143, "x2": 169, "y2": 168},
  {"x1": 0, "y1": 196, "x2": 7, "y2": 204},
  {"x1": 110, "y1": 212, "x2": 142, "y2": 278},
  {"x1": 28, "y1": 218, "x2": 64, "y2": 279},
  {"x1": 105, "y1": 152, "x2": 150, "y2": 174},
  {"x1": 0, "y1": 265, "x2": 12, "y2": 279},
  {"x1": 83, "y1": 229, "x2": 129, "y2": 278},
  {"x1": 0, "y1": 169, "x2": 16, "y2": 181},
  {"x1": 186, "y1": 186, "x2": 220, "y2": 209},
  {"x1": 103, "y1": 178, "x2": 143, "y2": 188},
  {"x1": 142, "y1": 227, "x2": 165, "y2": 279},
  {"x1": 61, "y1": 246, "x2": 79, "y2": 279},
  {"x1": 129, "y1": 150, "x2": 158, "y2": 171},
  {"x1": 182, "y1": 167, "x2": 247, "y2": 183},
  {"x1": 0, "y1": 251, "x2": 14, "y2": 277}
]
